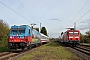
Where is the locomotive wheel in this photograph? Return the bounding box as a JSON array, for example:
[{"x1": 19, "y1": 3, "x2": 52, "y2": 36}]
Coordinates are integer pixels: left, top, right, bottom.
[
  {"x1": 28, "y1": 45, "x2": 31, "y2": 49},
  {"x1": 36, "y1": 43, "x2": 38, "y2": 47}
]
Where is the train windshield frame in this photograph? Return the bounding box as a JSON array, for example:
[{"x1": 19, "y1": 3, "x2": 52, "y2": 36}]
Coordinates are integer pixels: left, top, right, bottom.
[{"x1": 11, "y1": 28, "x2": 26, "y2": 34}]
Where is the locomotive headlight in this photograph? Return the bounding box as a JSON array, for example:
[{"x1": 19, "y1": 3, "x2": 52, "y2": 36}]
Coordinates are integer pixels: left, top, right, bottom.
[
  {"x1": 10, "y1": 36, "x2": 14, "y2": 39},
  {"x1": 20, "y1": 39, "x2": 24, "y2": 42},
  {"x1": 10, "y1": 36, "x2": 13, "y2": 38}
]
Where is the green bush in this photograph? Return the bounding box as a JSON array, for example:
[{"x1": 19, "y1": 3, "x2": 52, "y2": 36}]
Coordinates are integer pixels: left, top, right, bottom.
[
  {"x1": 0, "y1": 46, "x2": 10, "y2": 52},
  {"x1": 0, "y1": 20, "x2": 9, "y2": 47}
]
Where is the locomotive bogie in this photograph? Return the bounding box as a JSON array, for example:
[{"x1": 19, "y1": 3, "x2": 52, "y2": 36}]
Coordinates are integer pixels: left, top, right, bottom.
[{"x1": 8, "y1": 42, "x2": 28, "y2": 51}]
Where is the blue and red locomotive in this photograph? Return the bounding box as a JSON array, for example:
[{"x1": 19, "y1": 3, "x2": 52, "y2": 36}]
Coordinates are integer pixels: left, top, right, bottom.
[{"x1": 8, "y1": 25, "x2": 41, "y2": 51}]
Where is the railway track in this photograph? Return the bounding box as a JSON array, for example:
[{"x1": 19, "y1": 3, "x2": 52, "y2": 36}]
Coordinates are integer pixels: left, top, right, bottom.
[
  {"x1": 0, "y1": 44, "x2": 43, "y2": 60},
  {"x1": 65, "y1": 44, "x2": 90, "y2": 60},
  {"x1": 0, "y1": 52, "x2": 19, "y2": 60},
  {"x1": 0, "y1": 49, "x2": 37, "y2": 60},
  {"x1": 74, "y1": 45, "x2": 90, "y2": 55}
]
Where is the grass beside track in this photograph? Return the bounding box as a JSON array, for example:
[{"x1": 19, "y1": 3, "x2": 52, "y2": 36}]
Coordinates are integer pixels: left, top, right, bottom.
[
  {"x1": 18, "y1": 41, "x2": 81, "y2": 60},
  {"x1": 0, "y1": 46, "x2": 10, "y2": 52},
  {"x1": 80, "y1": 43, "x2": 90, "y2": 46}
]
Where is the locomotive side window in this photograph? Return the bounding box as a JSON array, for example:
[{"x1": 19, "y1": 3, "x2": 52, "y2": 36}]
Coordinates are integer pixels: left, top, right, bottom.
[
  {"x1": 42, "y1": 36, "x2": 45, "y2": 39},
  {"x1": 29, "y1": 29, "x2": 30, "y2": 34}
]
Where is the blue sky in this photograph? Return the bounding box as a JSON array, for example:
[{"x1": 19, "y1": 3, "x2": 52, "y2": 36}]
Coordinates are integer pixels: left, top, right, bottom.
[{"x1": 0, "y1": 0, "x2": 90, "y2": 38}]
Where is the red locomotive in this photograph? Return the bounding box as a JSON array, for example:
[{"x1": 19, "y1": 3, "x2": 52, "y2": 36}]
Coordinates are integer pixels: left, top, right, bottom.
[{"x1": 60, "y1": 28, "x2": 80, "y2": 46}]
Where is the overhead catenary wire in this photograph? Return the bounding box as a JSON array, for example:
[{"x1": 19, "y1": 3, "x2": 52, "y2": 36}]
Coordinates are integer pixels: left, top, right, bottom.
[
  {"x1": 70, "y1": 9, "x2": 90, "y2": 27},
  {"x1": 78, "y1": 21, "x2": 90, "y2": 30},
  {"x1": 66, "y1": 0, "x2": 89, "y2": 27},
  {"x1": 76, "y1": 13, "x2": 90, "y2": 30},
  {"x1": 18, "y1": 0, "x2": 39, "y2": 24},
  {"x1": 76, "y1": 10, "x2": 90, "y2": 23},
  {"x1": 0, "y1": 1, "x2": 31, "y2": 23}
]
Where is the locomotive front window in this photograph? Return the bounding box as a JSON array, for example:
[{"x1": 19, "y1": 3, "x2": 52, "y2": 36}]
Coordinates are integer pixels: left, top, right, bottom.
[
  {"x1": 11, "y1": 30, "x2": 18, "y2": 33},
  {"x1": 19, "y1": 30, "x2": 25, "y2": 33},
  {"x1": 69, "y1": 32, "x2": 73, "y2": 36},
  {"x1": 74, "y1": 32, "x2": 78, "y2": 36},
  {"x1": 11, "y1": 28, "x2": 25, "y2": 34}
]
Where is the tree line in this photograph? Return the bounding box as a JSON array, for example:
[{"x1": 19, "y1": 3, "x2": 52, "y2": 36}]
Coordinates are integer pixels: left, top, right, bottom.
[
  {"x1": 0, "y1": 19, "x2": 9, "y2": 47},
  {"x1": 80, "y1": 31, "x2": 90, "y2": 43}
]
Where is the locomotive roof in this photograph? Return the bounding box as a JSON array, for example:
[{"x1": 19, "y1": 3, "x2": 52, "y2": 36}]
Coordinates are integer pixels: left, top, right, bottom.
[
  {"x1": 67, "y1": 29, "x2": 80, "y2": 32},
  {"x1": 11, "y1": 25, "x2": 31, "y2": 29},
  {"x1": 63, "y1": 29, "x2": 80, "y2": 34}
]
